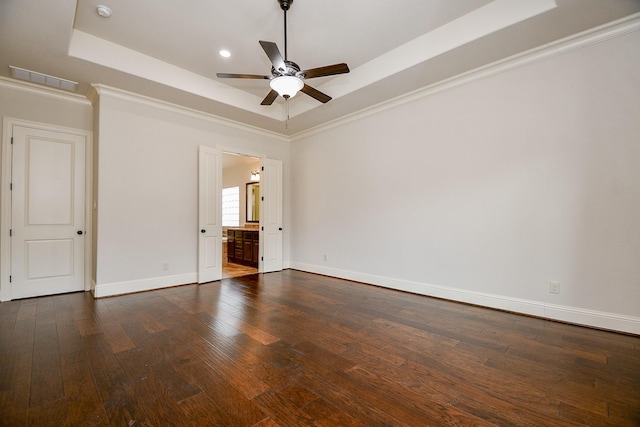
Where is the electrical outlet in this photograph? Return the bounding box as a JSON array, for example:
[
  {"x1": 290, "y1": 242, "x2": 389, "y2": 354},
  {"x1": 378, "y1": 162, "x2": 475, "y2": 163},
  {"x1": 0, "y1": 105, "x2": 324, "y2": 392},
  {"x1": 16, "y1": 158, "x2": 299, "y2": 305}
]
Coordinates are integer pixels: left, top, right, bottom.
[
  {"x1": 549, "y1": 281, "x2": 560, "y2": 294},
  {"x1": 162, "y1": 262, "x2": 169, "y2": 271}
]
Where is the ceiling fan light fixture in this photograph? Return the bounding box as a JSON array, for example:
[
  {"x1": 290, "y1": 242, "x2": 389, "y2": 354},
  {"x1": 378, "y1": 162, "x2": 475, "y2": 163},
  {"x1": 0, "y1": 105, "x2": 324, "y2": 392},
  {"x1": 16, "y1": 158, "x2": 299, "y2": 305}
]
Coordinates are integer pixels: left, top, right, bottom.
[{"x1": 270, "y1": 75, "x2": 303, "y2": 99}]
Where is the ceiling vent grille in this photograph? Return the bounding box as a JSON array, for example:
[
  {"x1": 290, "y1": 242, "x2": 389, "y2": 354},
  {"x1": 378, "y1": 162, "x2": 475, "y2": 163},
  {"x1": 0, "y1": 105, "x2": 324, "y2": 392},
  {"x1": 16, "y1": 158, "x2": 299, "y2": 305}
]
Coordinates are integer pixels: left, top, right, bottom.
[{"x1": 9, "y1": 66, "x2": 78, "y2": 92}]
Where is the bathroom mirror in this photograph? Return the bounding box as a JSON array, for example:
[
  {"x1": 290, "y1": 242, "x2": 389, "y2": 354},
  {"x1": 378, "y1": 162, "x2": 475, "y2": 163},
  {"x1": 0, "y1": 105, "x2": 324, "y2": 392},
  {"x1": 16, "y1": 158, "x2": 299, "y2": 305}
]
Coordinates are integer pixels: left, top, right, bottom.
[{"x1": 246, "y1": 182, "x2": 260, "y2": 222}]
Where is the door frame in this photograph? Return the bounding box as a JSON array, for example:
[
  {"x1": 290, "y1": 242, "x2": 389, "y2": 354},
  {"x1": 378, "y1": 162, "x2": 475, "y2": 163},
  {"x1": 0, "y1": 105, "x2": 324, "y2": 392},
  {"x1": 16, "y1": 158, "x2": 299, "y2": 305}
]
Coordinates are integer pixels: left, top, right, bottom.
[
  {"x1": 216, "y1": 146, "x2": 268, "y2": 274},
  {"x1": 1, "y1": 117, "x2": 93, "y2": 301}
]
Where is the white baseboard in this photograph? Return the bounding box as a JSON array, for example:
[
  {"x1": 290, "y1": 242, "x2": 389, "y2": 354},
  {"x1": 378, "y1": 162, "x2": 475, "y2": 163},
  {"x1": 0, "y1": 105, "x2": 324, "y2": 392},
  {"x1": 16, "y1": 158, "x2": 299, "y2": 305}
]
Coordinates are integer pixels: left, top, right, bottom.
[
  {"x1": 290, "y1": 262, "x2": 640, "y2": 335},
  {"x1": 93, "y1": 273, "x2": 197, "y2": 298}
]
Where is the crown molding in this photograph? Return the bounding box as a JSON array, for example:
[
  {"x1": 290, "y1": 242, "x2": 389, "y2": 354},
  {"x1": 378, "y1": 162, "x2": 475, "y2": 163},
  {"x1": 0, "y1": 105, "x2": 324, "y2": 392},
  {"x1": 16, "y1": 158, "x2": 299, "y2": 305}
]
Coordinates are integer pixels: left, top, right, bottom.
[
  {"x1": 0, "y1": 76, "x2": 91, "y2": 106},
  {"x1": 290, "y1": 13, "x2": 640, "y2": 142},
  {"x1": 91, "y1": 84, "x2": 289, "y2": 142}
]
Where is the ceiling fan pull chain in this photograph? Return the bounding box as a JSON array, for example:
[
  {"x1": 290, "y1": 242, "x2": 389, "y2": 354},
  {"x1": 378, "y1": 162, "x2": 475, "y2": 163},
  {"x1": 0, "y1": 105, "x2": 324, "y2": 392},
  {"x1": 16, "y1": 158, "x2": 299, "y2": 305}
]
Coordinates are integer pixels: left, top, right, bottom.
[{"x1": 285, "y1": 99, "x2": 290, "y2": 129}]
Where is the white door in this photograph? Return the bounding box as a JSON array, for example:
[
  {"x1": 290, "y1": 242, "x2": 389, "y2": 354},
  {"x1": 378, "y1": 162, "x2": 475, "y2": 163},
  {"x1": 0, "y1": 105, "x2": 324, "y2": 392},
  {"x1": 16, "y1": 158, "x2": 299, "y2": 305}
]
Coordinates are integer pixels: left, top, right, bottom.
[
  {"x1": 260, "y1": 158, "x2": 283, "y2": 273},
  {"x1": 198, "y1": 145, "x2": 222, "y2": 283},
  {"x1": 10, "y1": 125, "x2": 86, "y2": 299}
]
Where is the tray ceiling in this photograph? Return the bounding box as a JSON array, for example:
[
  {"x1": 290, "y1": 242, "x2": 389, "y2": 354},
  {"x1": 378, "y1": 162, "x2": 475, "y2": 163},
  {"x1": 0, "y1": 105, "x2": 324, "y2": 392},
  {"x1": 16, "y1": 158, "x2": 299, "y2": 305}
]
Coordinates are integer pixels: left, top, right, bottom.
[{"x1": 1, "y1": 0, "x2": 639, "y2": 135}]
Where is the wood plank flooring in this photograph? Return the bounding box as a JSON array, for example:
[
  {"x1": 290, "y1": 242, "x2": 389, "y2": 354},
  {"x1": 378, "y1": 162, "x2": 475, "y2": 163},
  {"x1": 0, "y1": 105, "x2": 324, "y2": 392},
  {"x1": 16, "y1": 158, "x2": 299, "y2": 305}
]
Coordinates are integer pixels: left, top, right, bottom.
[
  {"x1": 222, "y1": 262, "x2": 258, "y2": 279},
  {"x1": 1, "y1": 269, "x2": 638, "y2": 426}
]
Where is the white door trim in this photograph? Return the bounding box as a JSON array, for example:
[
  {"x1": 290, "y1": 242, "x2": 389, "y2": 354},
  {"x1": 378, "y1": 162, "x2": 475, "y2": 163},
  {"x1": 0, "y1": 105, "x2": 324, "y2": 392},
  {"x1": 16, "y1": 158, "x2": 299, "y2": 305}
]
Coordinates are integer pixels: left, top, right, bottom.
[
  {"x1": 1, "y1": 117, "x2": 93, "y2": 302},
  {"x1": 218, "y1": 147, "x2": 267, "y2": 274}
]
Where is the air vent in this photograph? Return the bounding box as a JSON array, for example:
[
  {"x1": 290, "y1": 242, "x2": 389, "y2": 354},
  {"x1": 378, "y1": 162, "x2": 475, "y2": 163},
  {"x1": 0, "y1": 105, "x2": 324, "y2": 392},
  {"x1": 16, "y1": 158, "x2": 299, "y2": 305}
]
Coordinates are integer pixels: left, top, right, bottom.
[{"x1": 9, "y1": 66, "x2": 78, "y2": 92}]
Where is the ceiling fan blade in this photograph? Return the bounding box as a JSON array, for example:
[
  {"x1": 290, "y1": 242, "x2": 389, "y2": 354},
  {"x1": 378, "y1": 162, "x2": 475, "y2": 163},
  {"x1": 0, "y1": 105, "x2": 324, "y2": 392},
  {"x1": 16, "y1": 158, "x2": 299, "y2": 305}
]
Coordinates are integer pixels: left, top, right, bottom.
[
  {"x1": 216, "y1": 73, "x2": 270, "y2": 79},
  {"x1": 259, "y1": 41, "x2": 287, "y2": 73},
  {"x1": 300, "y1": 84, "x2": 332, "y2": 103},
  {"x1": 261, "y1": 90, "x2": 279, "y2": 106},
  {"x1": 301, "y1": 63, "x2": 350, "y2": 79}
]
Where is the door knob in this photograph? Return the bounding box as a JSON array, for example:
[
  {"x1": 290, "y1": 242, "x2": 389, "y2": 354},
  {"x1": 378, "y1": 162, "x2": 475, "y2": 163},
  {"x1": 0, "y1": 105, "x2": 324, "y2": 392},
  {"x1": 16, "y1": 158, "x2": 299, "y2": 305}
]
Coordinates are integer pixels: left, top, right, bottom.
[
  {"x1": 77, "y1": 230, "x2": 83, "y2": 235},
  {"x1": 201, "y1": 229, "x2": 206, "y2": 233}
]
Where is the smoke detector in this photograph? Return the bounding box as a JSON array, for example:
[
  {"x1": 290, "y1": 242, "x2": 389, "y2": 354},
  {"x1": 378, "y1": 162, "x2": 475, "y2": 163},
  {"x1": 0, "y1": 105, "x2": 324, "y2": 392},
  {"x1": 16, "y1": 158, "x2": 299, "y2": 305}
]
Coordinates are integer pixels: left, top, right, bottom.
[{"x1": 96, "y1": 5, "x2": 112, "y2": 18}]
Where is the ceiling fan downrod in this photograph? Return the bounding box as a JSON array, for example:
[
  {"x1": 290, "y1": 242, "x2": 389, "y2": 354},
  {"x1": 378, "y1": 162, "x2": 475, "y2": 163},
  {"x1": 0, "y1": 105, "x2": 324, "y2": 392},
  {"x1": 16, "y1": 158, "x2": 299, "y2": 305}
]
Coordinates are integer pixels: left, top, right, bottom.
[{"x1": 278, "y1": 0, "x2": 292, "y2": 60}]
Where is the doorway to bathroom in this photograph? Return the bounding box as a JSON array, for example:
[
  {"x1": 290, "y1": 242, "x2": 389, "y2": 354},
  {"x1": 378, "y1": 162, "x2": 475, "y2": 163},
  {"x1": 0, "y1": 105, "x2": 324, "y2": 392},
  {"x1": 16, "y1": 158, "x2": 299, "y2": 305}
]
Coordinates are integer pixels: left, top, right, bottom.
[
  {"x1": 198, "y1": 147, "x2": 282, "y2": 283},
  {"x1": 222, "y1": 152, "x2": 261, "y2": 279}
]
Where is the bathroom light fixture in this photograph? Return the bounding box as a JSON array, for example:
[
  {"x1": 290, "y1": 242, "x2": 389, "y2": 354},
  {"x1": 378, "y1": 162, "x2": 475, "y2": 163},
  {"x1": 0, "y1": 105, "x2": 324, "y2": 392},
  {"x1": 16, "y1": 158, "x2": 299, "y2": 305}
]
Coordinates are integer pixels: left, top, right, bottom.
[
  {"x1": 219, "y1": 50, "x2": 231, "y2": 58},
  {"x1": 250, "y1": 170, "x2": 261, "y2": 181},
  {"x1": 269, "y1": 75, "x2": 303, "y2": 99}
]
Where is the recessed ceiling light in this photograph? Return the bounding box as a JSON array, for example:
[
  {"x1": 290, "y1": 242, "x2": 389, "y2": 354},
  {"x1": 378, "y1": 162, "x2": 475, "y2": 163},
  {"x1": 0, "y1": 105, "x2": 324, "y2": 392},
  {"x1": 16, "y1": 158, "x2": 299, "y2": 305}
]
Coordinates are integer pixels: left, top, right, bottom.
[
  {"x1": 219, "y1": 50, "x2": 231, "y2": 58},
  {"x1": 96, "y1": 5, "x2": 112, "y2": 18}
]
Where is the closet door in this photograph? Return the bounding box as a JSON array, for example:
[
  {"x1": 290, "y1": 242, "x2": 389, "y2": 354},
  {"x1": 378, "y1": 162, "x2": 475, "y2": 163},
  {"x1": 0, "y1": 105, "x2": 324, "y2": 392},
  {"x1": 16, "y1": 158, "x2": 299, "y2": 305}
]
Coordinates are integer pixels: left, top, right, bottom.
[{"x1": 10, "y1": 125, "x2": 86, "y2": 299}]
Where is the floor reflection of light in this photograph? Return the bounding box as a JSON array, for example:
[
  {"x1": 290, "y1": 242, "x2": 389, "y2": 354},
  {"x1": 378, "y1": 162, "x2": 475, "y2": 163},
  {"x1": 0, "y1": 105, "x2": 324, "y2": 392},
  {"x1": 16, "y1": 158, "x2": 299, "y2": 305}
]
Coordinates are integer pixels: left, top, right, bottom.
[
  {"x1": 209, "y1": 282, "x2": 244, "y2": 338},
  {"x1": 178, "y1": 277, "x2": 276, "y2": 361}
]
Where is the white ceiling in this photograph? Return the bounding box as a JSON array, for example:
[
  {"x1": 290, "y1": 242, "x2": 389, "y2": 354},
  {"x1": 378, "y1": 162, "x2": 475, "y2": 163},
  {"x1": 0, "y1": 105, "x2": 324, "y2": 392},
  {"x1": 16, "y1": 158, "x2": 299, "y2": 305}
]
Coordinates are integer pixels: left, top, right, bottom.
[{"x1": 1, "y1": 0, "x2": 639, "y2": 136}]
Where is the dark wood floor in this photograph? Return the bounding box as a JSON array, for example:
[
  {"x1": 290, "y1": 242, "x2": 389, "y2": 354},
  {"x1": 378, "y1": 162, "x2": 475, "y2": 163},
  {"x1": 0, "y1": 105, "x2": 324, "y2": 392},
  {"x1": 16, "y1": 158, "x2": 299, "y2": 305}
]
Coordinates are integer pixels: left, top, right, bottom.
[{"x1": 0, "y1": 270, "x2": 638, "y2": 426}]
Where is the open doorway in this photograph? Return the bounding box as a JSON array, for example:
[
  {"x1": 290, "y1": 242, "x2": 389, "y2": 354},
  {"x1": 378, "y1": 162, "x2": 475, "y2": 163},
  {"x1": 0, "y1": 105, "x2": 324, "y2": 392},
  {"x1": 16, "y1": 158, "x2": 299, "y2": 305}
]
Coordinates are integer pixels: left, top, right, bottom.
[{"x1": 222, "y1": 152, "x2": 261, "y2": 279}]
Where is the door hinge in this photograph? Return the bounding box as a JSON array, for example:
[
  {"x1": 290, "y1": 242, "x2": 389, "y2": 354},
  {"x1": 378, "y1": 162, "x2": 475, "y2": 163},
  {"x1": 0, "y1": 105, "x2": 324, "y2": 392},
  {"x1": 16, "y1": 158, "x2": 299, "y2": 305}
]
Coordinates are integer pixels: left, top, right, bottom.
[
  {"x1": 261, "y1": 166, "x2": 264, "y2": 171},
  {"x1": 261, "y1": 256, "x2": 263, "y2": 261},
  {"x1": 261, "y1": 196, "x2": 264, "y2": 201},
  {"x1": 9, "y1": 276, "x2": 12, "y2": 283},
  {"x1": 10, "y1": 137, "x2": 13, "y2": 145},
  {"x1": 9, "y1": 183, "x2": 12, "y2": 191},
  {"x1": 261, "y1": 226, "x2": 264, "y2": 231},
  {"x1": 9, "y1": 229, "x2": 12, "y2": 237}
]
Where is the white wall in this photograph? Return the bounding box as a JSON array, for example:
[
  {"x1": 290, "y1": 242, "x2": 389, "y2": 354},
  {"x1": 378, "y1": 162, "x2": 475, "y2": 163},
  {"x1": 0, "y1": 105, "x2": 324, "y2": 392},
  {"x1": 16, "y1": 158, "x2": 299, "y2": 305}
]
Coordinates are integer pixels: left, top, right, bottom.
[
  {"x1": 290, "y1": 30, "x2": 640, "y2": 333},
  {"x1": 93, "y1": 88, "x2": 289, "y2": 296}
]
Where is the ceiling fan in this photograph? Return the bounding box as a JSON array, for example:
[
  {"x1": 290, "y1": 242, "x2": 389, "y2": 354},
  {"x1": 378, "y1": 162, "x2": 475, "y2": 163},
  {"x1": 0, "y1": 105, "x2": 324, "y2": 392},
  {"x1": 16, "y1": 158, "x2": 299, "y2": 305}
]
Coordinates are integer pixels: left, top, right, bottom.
[{"x1": 216, "y1": 0, "x2": 350, "y2": 105}]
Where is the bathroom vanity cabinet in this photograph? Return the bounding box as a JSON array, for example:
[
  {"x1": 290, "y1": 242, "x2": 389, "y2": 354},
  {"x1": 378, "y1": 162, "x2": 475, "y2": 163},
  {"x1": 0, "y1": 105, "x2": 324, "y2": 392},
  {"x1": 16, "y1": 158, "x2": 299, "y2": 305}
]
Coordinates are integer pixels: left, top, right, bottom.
[{"x1": 227, "y1": 229, "x2": 259, "y2": 268}]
